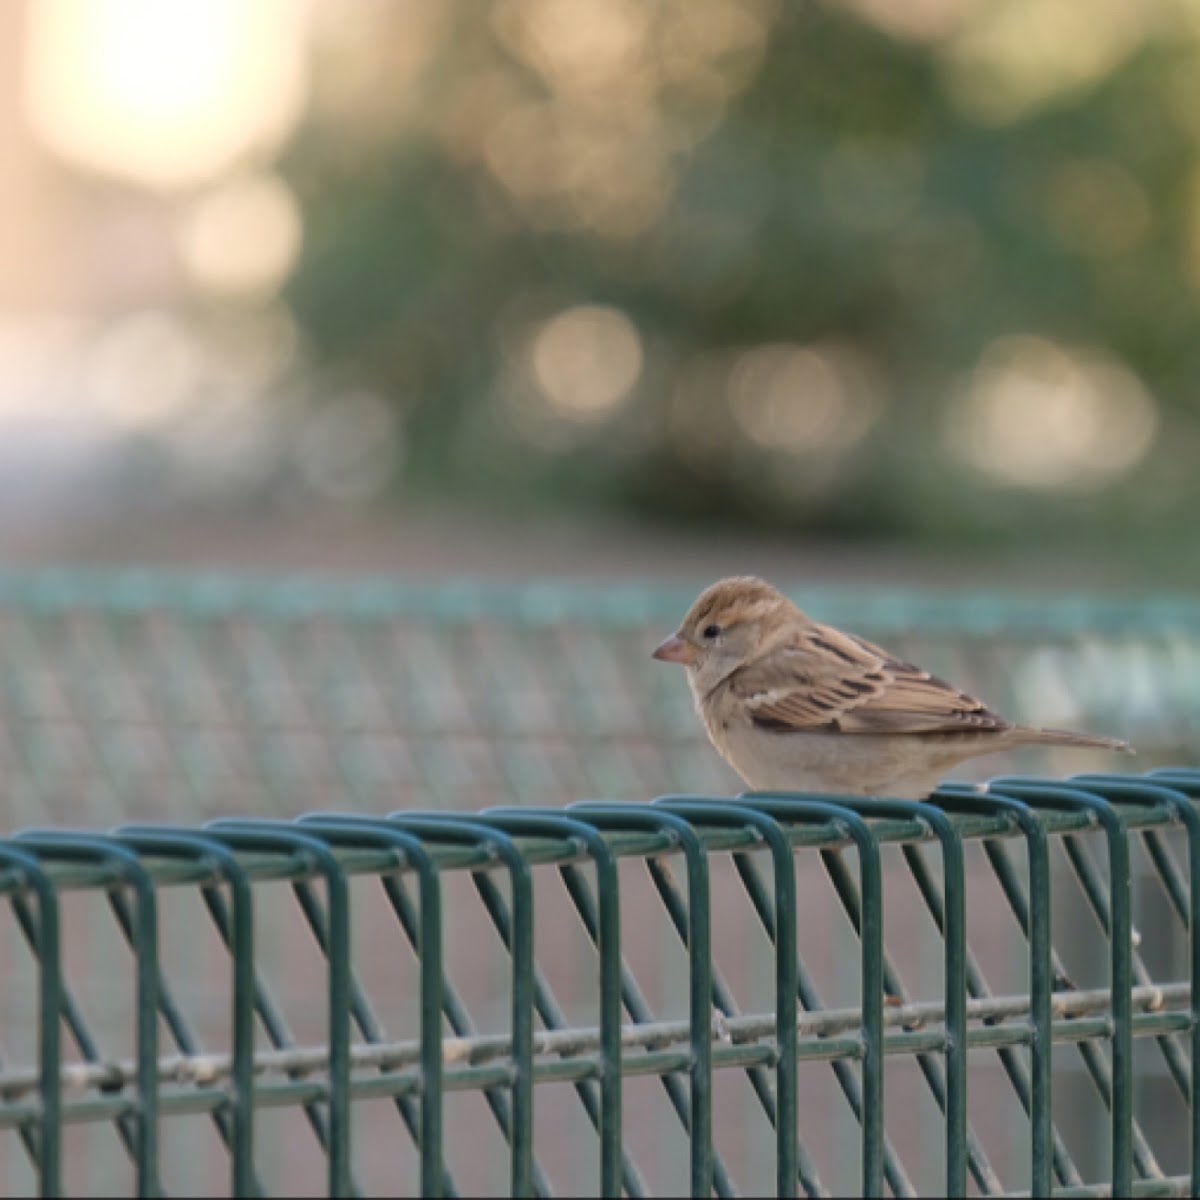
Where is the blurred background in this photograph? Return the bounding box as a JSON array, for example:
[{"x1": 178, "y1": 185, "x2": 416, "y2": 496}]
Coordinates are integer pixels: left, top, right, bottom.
[
  {"x1": 0, "y1": 2, "x2": 1198, "y2": 1196},
  {"x1": 0, "y1": 0, "x2": 1198, "y2": 587}
]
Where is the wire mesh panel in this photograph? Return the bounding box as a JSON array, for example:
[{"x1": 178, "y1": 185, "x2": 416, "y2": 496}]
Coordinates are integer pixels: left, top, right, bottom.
[{"x1": 0, "y1": 770, "x2": 1198, "y2": 1197}]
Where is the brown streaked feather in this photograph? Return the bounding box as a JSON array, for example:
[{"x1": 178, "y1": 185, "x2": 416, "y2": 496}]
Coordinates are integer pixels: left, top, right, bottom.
[
  {"x1": 684, "y1": 576, "x2": 790, "y2": 635},
  {"x1": 730, "y1": 621, "x2": 1014, "y2": 737}
]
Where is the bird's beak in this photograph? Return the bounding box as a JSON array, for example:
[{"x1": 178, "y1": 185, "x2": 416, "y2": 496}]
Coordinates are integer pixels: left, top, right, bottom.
[{"x1": 652, "y1": 633, "x2": 696, "y2": 665}]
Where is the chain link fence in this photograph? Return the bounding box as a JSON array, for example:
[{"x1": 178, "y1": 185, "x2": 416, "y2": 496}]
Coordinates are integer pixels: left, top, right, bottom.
[{"x1": 0, "y1": 569, "x2": 1194, "y2": 823}]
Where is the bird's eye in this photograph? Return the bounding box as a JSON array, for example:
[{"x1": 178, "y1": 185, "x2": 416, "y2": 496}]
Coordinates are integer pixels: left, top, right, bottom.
[{"x1": 702, "y1": 624, "x2": 721, "y2": 639}]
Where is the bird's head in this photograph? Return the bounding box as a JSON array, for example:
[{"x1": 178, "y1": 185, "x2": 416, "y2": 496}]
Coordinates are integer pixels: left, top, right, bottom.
[{"x1": 652, "y1": 575, "x2": 803, "y2": 694}]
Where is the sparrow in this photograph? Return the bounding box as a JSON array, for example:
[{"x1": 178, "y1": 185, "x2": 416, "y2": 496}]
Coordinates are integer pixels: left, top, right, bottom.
[{"x1": 652, "y1": 576, "x2": 1131, "y2": 800}]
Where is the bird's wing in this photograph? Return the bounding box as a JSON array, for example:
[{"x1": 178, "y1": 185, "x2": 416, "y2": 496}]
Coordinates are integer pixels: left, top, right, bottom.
[{"x1": 729, "y1": 622, "x2": 1012, "y2": 736}]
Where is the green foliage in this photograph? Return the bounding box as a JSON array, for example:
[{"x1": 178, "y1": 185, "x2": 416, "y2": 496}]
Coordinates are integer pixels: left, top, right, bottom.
[{"x1": 280, "y1": 1, "x2": 1200, "y2": 552}]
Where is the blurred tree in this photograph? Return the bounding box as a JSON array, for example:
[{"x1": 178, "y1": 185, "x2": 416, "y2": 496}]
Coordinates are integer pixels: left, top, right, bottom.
[{"x1": 279, "y1": 0, "x2": 1200, "y2": 556}]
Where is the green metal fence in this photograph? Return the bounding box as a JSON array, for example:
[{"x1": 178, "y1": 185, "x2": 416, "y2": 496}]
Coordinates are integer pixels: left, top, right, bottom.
[
  {"x1": 0, "y1": 571, "x2": 1197, "y2": 1196},
  {"x1": 1, "y1": 771, "x2": 1199, "y2": 1196}
]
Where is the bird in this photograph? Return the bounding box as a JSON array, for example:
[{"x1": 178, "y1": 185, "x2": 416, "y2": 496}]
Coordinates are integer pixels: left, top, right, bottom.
[{"x1": 651, "y1": 575, "x2": 1131, "y2": 800}]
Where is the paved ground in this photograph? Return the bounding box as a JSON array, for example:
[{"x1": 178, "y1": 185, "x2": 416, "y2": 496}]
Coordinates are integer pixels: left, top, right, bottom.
[{"x1": 9, "y1": 500, "x2": 1189, "y2": 596}]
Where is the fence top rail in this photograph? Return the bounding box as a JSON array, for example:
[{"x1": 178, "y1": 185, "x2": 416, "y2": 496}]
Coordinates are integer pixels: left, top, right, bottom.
[
  {"x1": 0, "y1": 567, "x2": 1197, "y2": 635},
  {"x1": 0, "y1": 777, "x2": 1194, "y2": 894}
]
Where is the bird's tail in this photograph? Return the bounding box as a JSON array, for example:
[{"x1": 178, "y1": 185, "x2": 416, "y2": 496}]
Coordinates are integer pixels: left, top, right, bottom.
[{"x1": 1014, "y1": 726, "x2": 1134, "y2": 754}]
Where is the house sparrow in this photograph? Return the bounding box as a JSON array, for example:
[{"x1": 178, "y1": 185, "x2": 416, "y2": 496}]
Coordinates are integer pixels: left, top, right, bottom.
[{"x1": 652, "y1": 576, "x2": 1131, "y2": 800}]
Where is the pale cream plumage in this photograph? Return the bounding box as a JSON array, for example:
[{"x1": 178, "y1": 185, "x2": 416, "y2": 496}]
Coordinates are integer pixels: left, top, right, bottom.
[{"x1": 652, "y1": 576, "x2": 1131, "y2": 800}]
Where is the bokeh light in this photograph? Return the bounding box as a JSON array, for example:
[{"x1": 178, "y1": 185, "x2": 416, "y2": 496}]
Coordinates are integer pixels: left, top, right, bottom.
[
  {"x1": 475, "y1": 0, "x2": 775, "y2": 237},
  {"x1": 945, "y1": 336, "x2": 1158, "y2": 492},
  {"x1": 493, "y1": 0, "x2": 650, "y2": 96},
  {"x1": 829, "y1": 0, "x2": 984, "y2": 44},
  {"x1": 729, "y1": 343, "x2": 883, "y2": 456},
  {"x1": 23, "y1": 0, "x2": 308, "y2": 189},
  {"x1": 940, "y1": 0, "x2": 1151, "y2": 126},
  {"x1": 530, "y1": 305, "x2": 644, "y2": 421},
  {"x1": 176, "y1": 172, "x2": 303, "y2": 300}
]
